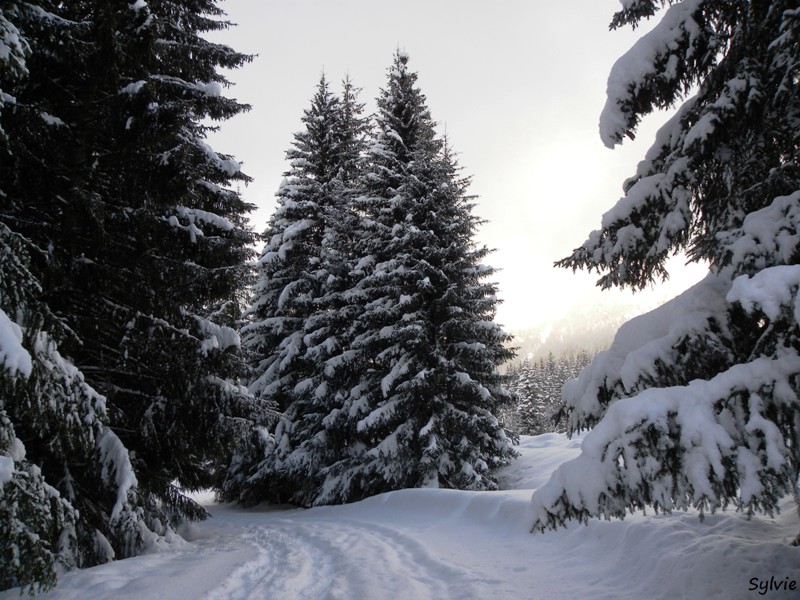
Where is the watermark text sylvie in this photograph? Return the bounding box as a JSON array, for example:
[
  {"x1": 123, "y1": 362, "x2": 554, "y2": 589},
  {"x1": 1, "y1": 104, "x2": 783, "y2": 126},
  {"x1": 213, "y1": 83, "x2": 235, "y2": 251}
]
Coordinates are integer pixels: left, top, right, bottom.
[{"x1": 748, "y1": 576, "x2": 797, "y2": 596}]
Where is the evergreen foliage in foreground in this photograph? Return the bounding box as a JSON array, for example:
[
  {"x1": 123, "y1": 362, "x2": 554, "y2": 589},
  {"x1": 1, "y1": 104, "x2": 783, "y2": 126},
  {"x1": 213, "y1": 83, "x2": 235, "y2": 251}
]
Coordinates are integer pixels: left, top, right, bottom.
[
  {"x1": 0, "y1": 224, "x2": 150, "y2": 592},
  {"x1": 1, "y1": 1, "x2": 256, "y2": 590},
  {"x1": 531, "y1": 0, "x2": 800, "y2": 535},
  {"x1": 232, "y1": 53, "x2": 516, "y2": 507}
]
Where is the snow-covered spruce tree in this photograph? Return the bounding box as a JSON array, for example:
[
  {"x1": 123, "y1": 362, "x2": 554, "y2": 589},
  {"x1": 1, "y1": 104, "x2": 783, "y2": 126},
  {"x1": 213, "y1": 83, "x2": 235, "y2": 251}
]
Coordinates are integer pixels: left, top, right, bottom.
[
  {"x1": 531, "y1": 1, "x2": 800, "y2": 533},
  {"x1": 227, "y1": 74, "x2": 369, "y2": 505},
  {"x1": 1, "y1": 414, "x2": 70, "y2": 595},
  {"x1": 0, "y1": 0, "x2": 257, "y2": 565},
  {"x1": 0, "y1": 411, "x2": 75, "y2": 595},
  {"x1": 0, "y1": 8, "x2": 81, "y2": 591},
  {"x1": 245, "y1": 74, "x2": 349, "y2": 413},
  {"x1": 0, "y1": 13, "x2": 69, "y2": 591},
  {"x1": 0, "y1": 5, "x2": 167, "y2": 590},
  {"x1": 266, "y1": 75, "x2": 374, "y2": 505},
  {"x1": 0, "y1": 224, "x2": 157, "y2": 591},
  {"x1": 298, "y1": 51, "x2": 516, "y2": 506}
]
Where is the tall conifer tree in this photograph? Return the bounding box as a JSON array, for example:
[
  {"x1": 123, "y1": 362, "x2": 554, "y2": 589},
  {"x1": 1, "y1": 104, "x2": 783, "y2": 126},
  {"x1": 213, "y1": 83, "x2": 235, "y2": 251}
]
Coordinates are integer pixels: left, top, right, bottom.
[
  {"x1": 320, "y1": 53, "x2": 516, "y2": 503},
  {"x1": 0, "y1": 1, "x2": 256, "y2": 588},
  {"x1": 1, "y1": 3, "x2": 171, "y2": 590},
  {"x1": 259, "y1": 52, "x2": 517, "y2": 507},
  {"x1": 245, "y1": 74, "x2": 344, "y2": 411},
  {"x1": 228, "y1": 75, "x2": 369, "y2": 505}
]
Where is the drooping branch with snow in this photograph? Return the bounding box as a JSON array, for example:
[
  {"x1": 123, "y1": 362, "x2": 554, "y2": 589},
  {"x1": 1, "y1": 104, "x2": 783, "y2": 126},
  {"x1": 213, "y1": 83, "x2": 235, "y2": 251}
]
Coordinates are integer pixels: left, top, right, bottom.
[{"x1": 533, "y1": 1, "x2": 800, "y2": 532}]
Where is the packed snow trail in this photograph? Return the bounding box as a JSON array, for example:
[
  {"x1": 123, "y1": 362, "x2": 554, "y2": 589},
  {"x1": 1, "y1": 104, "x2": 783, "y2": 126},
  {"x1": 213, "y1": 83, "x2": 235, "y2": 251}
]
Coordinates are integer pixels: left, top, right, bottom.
[
  {"x1": 197, "y1": 508, "x2": 490, "y2": 600},
  {"x1": 2, "y1": 434, "x2": 798, "y2": 599}
]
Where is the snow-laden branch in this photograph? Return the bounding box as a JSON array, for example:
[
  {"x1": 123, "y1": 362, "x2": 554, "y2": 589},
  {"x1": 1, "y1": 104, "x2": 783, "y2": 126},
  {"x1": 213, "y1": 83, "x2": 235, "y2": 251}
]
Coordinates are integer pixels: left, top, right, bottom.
[
  {"x1": 600, "y1": 0, "x2": 707, "y2": 147},
  {"x1": 531, "y1": 352, "x2": 800, "y2": 532}
]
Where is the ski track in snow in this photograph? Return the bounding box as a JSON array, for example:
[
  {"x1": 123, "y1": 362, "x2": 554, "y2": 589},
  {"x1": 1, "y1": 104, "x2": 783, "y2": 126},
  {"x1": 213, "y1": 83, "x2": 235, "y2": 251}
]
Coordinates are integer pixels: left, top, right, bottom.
[
  {"x1": 200, "y1": 513, "x2": 484, "y2": 600},
  {"x1": 201, "y1": 523, "x2": 332, "y2": 600}
]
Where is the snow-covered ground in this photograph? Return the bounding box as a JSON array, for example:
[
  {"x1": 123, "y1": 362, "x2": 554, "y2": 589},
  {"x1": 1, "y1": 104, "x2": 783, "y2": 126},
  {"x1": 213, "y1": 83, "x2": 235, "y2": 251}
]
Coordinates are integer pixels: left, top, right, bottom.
[{"x1": 5, "y1": 433, "x2": 798, "y2": 599}]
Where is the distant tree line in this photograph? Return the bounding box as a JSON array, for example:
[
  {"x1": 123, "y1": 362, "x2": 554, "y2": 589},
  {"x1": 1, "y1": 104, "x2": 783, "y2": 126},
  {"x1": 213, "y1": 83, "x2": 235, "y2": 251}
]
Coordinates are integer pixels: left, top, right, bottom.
[{"x1": 499, "y1": 350, "x2": 594, "y2": 436}]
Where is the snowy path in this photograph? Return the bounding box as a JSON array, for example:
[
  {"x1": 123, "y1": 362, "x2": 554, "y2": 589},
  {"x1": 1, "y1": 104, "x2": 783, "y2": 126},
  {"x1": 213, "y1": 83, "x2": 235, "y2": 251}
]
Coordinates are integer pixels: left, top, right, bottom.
[
  {"x1": 199, "y1": 511, "x2": 485, "y2": 600},
  {"x1": 3, "y1": 434, "x2": 799, "y2": 599}
]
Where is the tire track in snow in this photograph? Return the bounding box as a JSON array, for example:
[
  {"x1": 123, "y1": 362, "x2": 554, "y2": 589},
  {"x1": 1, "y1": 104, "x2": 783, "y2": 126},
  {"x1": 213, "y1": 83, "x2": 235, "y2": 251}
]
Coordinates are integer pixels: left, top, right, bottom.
[
  {"x1": 302, "y1": 517, "x2": 486, "y2": 599},
  {"x1": 200, "y1": 514, "x2": 486, "y2": 600},
  {"x1": 201, "y1": 524, "x2": 335, "y2": 600}
]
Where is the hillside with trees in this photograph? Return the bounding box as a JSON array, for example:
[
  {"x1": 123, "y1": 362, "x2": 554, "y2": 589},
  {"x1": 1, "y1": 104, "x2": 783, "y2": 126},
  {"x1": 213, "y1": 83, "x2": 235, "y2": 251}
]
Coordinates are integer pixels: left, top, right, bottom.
[{"x1": 500, "y1": 350, "x2": 594, "y2": 436}]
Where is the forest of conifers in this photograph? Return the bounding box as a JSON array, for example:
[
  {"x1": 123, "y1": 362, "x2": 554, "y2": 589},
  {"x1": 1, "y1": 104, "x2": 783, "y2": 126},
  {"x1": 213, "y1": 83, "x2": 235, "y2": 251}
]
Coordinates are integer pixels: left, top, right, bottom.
[{"x1": 2, "y1": 0, "x2": 799, "y2": 593}]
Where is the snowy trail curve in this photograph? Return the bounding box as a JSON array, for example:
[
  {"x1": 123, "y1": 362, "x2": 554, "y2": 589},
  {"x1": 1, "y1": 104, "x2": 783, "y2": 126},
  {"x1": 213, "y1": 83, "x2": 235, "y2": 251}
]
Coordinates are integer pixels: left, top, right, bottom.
[{"x1": 200, "y1": 510, "x2": 487, "y2": 600}]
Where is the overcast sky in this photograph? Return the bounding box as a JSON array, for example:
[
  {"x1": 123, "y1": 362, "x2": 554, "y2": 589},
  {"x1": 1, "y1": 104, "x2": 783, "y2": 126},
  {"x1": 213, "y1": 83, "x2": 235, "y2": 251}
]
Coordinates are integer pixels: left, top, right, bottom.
[{"x1": 207, "y1": 0, "x2": 707, "y2": 333}]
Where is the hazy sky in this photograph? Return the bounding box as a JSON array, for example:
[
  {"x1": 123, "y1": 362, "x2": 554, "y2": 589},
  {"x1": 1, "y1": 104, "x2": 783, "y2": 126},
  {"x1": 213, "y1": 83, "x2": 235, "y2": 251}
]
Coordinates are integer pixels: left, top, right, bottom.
[{"x1": 207, "y1": 0, "x2": 707, "y2": 332}]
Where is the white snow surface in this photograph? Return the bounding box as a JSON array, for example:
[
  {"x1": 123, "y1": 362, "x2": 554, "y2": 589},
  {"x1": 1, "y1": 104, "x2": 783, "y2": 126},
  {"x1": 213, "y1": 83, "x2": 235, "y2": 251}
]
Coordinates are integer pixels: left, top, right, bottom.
[
  {"x1": 0, "y1": 456, "x2": 13, "y2": 484},
  {"x1": 4, "y1": 433, "x2": 798, "y2": 599},
  {"x1": 0, "y1": 307, "x2": 32, "y2": 377}
]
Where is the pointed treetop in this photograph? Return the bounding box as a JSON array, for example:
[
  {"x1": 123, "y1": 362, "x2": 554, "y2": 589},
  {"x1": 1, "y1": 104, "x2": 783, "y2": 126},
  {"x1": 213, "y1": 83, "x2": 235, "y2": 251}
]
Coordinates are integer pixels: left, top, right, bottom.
[{"x1": 376, "y1": 49, "x2": 438, "y2": 160}]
